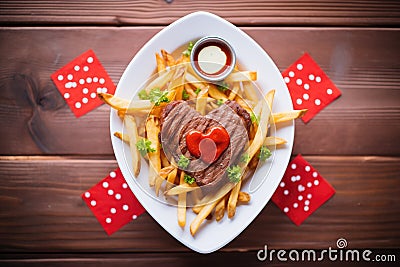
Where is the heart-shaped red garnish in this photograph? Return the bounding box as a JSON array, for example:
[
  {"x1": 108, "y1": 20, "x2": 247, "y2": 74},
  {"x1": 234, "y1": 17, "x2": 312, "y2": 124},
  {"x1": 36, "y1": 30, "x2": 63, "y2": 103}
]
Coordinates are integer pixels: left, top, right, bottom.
[{"x1": 186, "y1": 126, "x2": 230, "y2": 164}]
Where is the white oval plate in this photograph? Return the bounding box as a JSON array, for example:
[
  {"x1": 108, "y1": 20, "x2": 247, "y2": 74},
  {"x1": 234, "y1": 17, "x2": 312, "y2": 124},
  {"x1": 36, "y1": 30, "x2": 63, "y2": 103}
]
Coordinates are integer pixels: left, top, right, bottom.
[{"x1": 111, "y1": 11, "x2": 294, "y2": 253}]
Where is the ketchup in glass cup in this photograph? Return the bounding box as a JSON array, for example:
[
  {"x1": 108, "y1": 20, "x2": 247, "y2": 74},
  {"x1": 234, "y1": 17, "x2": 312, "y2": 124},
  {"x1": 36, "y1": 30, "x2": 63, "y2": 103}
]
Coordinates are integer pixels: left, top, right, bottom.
[{"x1": 190, "y1": 36, "x2": 236, "y2": 82}]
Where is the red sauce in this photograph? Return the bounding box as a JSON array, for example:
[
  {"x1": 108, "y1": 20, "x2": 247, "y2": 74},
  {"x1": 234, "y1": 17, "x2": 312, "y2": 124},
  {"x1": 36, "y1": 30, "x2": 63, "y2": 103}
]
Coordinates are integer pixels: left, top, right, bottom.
[{"x1": 186, "y1": 126, "x2": 230, "y2": 164}]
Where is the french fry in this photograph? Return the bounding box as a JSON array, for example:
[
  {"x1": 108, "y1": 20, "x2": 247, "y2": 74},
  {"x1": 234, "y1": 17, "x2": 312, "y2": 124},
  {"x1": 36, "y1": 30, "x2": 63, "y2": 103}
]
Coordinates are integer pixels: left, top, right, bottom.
[
  {"x1": 265, "y1": 136, "x2": 287, "y2": 146},
  {"x1": 143, "y1": 68, "x2": 175, "y2": 93},
  {"x1": 155, "y1": 53, "x2": 166, "y2": 74},
  {"x1": 165, "y1": 167, "x2": 178, "y2": 192},
  {"x1": 160, "y1": 149, "x2": 170, "y2": 168},
  {"x1": 226, "y1": 71, "x2": 257, "y2": 83},
  {"x1": 98, "y1": 92, "x2": 152, "y2": 114},
  {"x1": 190, "y1": 198, "x2": 220, "y2": 236},
  {"x1": 228, "y1": 82, "x2": 240, "y2": 100},
  {"x1": 123, "y1": 115, "x2": 141, "y2": 177},
  {"x1": 272, "y1": 109, "x2": 307, "y2": 123},
  {"x1": 208, "y1": 84, "x2": 228, "y2": 102},
  {"x1": 196, "y1": 85, "x2": 209, "y2": 115},
  {"x1": 177, "y1": 172, "x2": 187, "y2": 227},
  {"x1": 215, "y1": 195, "x2": 227, "y2": 222},
  {"x1": 238, "y1": 191, "x2": 251, "y2": 203},
  {"x1": 170, "y1": 65, "x2": 187, "y2": 100},
  {"x1": 113, "y1": 131, "x2": 129, "y2": 143},
  {"x1": 146, "y1": 116, "x2": 161, "y2": 186},
  {"x1": 155, "y1": 166, "x2": 174, "y2": 196},
  {"x1": 161, "y1": 49, "x2": 176, "y2": 67},
  {"x1": 242, "y1": 81, "x2": 259, "y2": 102},
  {"x1": 234, "y1": 95, "x2": 253, "y2": 114},
  {"x1": 165, "y1": 183, "x2": 199, "y2": 196},
  {"x1": 227, "y1": 180, "x2": 241, "y2": 218}
]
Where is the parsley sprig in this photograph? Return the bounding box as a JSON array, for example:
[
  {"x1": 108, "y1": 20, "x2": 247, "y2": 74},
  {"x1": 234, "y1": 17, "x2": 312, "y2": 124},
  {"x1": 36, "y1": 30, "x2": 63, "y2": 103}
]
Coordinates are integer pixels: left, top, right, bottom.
[
  {"x1": 182, "y1": 41, "x2": 194, "y2": 57},
  {"x1": 177, "y1": 155, "x2": 190, "y2": 169},
  {"x1": 149, "y1": 88, "x2": 170, "y2": 106},
  {"x1": 136, "y1": 138, "x2": 156, "y2": 156},
  {"x1": 259, "y1": 146, "x2": 272, "y2": 161},
  {"x1": 227, "y1": 165, "x2": 242, "y2": 183},
  {"x1": 184, "y1": 174, "x2": 195, "y2": 184},
  {"x1": 217, "y1": 81, "x2": 229, "y2": 92}
]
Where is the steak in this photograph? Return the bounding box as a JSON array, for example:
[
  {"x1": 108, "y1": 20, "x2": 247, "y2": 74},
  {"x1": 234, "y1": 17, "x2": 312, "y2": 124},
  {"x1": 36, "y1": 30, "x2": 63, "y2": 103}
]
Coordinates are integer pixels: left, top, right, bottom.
[{"x1": 160, "y1": 100, "x2": 251, "y2": 188}]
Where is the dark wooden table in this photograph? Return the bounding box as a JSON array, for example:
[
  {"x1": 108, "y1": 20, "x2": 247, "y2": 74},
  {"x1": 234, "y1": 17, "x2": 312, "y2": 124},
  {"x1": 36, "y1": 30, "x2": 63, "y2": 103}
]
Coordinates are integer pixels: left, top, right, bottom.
[{"x1": 1, "y1": 1, "x2": 399, "y2": 266}]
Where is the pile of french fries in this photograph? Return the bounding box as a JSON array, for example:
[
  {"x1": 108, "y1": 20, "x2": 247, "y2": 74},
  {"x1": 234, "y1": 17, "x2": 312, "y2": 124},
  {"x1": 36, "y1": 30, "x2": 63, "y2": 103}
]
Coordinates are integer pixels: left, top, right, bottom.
[{"x1": 99, "y1": 44, "x2": 307, "y2": 236}]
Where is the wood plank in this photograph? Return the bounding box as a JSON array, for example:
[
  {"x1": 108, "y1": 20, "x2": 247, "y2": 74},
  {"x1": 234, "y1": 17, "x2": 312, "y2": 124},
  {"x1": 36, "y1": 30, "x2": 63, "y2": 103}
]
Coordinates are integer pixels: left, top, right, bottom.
[
  {"x1": 0, "y1": 0, "x2": 400, "y2": 26},
  {"x1": 0, "y1": 156, "x2": 399, "y2": 252},
  {"x1": 0, "y1": 27, "x2": 399, "y2": 156}
]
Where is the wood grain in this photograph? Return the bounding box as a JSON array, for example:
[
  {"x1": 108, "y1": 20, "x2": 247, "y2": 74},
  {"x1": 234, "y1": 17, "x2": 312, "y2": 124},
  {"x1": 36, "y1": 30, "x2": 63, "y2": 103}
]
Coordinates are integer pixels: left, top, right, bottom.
[
  {"x1": 0, "y1": 27, "x2": 399, "y2": 156},
  {"x1": 0, "y1": 156, "x2": 399, "y2": 252},
  {"x1": 0, "y1": 0, "x2": 400, "y2": 26}
]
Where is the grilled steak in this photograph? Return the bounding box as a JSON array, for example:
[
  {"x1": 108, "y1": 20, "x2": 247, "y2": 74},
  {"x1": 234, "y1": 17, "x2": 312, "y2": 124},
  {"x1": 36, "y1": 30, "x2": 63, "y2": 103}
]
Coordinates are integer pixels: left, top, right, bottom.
[{"x1": 160, "y1": 100, "x2": 251, "y2": 187}]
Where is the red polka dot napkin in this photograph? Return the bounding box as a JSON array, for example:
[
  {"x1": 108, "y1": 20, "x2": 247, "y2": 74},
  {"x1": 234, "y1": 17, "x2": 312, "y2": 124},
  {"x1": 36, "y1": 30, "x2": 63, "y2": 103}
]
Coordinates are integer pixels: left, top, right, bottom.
[
  {"x1": 282, "y1": 53, "x2": 341, "y2": 123},
  {"x1": 272, "y1": 155, "x2": 335, "y2": 226},
  {"x1": 51, "y1": 49, "x2": 116, "y2": 117},
  {"x1": 82, "y1": 168, "x2": 145, "y2": 235}
]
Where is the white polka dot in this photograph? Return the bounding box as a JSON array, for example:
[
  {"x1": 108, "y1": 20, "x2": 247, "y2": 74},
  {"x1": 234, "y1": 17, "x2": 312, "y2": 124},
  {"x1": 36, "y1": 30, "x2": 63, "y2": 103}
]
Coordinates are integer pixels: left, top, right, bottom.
[
  {"x1": 291, "y1": 163, "x2": 297, "y2": 169},
  {"x1": 102, "y1": 87, "x2": 108, "y2": 93},
  {"x1": 284, "y1": 77, "x2": 290, "y2": 83},
  {"x1": 284, "y1": 190, "x2": 289, "y2": 195},
  {"x1": 102, "y1": 182, "x2": 109, "y2": 188},
  {"x1": 99, "y1": 78, "x2": 105, "y2": 84},
  {"x1": 308, "y1": 74, "x2": 315, "y2": 81},
  {"x1": 74, "y1": 65, "x2": 80, "y2": 71},
  {"x1": 83, "y1": 66, "x2": 89, "y2": 72},
  {"x1": 289, "y1": 71, "x2": 295, "y2": 77},
  {"x1": 296, "y1": 175, "x2": 301, "y2": 181},
  {"x1": 303, "y1": 83, "x2": 310, "y2": 90},
  {"x1": 280, "y1": 182, "x2": 285, "y2": 187},
  {"x1": 291, "y1": 176, "x2": 297, "y2": 182},
  {"x1": 87, "y1": 57, "x2": 94, "y2": 64},
  {"x1": 122, "y1": 183, "x2": 128, "y2": 189},
  {"x1": 106, "y1": 217, "x2": 112, "y2": 224},
  {"x1": 303, "y1": 93, "x2": 309, "y2": 100},
  {"x1": 90, "y1": 200, "x2": 96, "y2": 206},
  {"x1": 315, "y1": 76, "x2": 322, "y2": 83},
  {"x1": 67, "y1": 74, "x2": 73, "y2": 80},
  {"x1": 84, "y1": 192, "x2": 90, "y2": 198},
  {"x1": 110, "y1": 171, "x2": 116, "y2": 178},
  {"x1": 115, "y1": 193, "x2": 121, "y2": 200},
  {"x1": 82, "y1": 88, "x2": 89, "y2": 94},
  {"x1": 314, "y1": 180, "x2": 319, "y2": 186},
  {"x1": 132, "y1": 215, "x2": 138, "y2": 220},
  {"x1": 307, "y1": 193, "x2": 312, "y2": 199},
  {"x1": 327, "y1": 88, "x2": 333, "y2": 95},
  {"x1": 305, "y1": 200, "x2": 310, "y2": 206},
  {"x1": 65, "y1": 82, "x2": 72, "y2": 89},
  {"x1": 90, "y1": 92, "x2": 97, "y2": 98},
  {"x1": 123, "y1": 204, "x2": 129, "y2": 211},
  {"x1": 297, "y1": 63, "x2": 303, "y2": 70},
  {"x1": 298, "y1": 185, "x2": 305, "y2": 192},
  {"x1": 82, "y1": 97, "x2": 88, "y2": 104},
  {"x1": 312, "y1": 172, "x2": 318, "y2": 178},
  {"x1": 96, "y1": 87, "x2": 102, "y2": 93},
  {"x1": 284, "y1": 207, "x2": 289, "y2": 213},
  {"x1": 296, "y1": 78, "x2": 302, "y2": 85},
  {"x1": 296, "y1": 98, "x2": 302, "y2": 105},
  {"x1": 110, "y1": 208, "x2": 116, "y2": 214},
  {"x1": 86, "y1": 77, "x2": 92, "y2": 83},
  {"x1": 79, "y1": 79, "x2": 85, "y2": 85},
  {"x1": 298, "y1": 195, "x2": 303, "y2": 201},
  {"x1": 293, "y1": 202, "x2": 298, "y2": 208},
  {"x1": 307, "y1": 182, "x2": 312, "y2": 188},
  {"x1": 71, "y1": 82, "x2": 77, "y2": 88},
  {"x1": 57, "y1": 75, "x2": 64, "y2": 81},
  {"x1": 75, "y1": 102, "x2": 81, "y2": 109},
  {"x1": 93, "y1": 77, "x2": 99, "y2": 82},
  {"x1": 305, "y1": 166, "x2": 311, "y2": 172},
  {"x1": 63, "y1": 93, "x2": 70, "y2": 99},
  {"x1": 304, "y1": 206, "x2": 309, "y2": 211},
  {"x1": 315, "y1": 99, "x2": 321, "y2": 106},
  {"x1": 108, "y1": 189, "x2": 114, "y2": 196}
]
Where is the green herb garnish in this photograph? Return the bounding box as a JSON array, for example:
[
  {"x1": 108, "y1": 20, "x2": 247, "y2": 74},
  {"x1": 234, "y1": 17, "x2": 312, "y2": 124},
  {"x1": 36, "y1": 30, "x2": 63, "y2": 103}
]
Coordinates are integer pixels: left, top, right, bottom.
[
  {"x1": 227, "y1": 165, "x2": 242, "y2": 183},
  {"x1": 240, "y1": 153, "x2": 250, "y2": 164},
  {"x1": 138, "y1": 89, "x2": 150, "y2": 100},
  {"x1": 250, "y1": 112, "x2": 259, "y2": 125},
  {"x1": 259, "y1": 146, "x2": 272, "y2": 161},
  {"x1": 217, "y1": 81, "x2": 229, "y2": 92},
  {"x1": 182, "y1": 89, "x2": 190, "y2": 100},
  {"x1": 184, "y1": 174, "x2": 195, "y2": 184},
  {"x1": 194, "y1": 88, "x2": 201, "y2": 95},
  {"x1": 149, "y1": 88, "x2": 170, "y2": 106},
  {"x1": 216, "y1": 99, "x2": 225, "y2": 106},
  {"x1": 136, "y1": 138, "x2": 156, "y2": 156},
  {"x1": 178, "y1": 155, "x2": 190, "y2": 169},
  {"x1": 182, "y1": 41, "x2": 194, "y2": 57}
]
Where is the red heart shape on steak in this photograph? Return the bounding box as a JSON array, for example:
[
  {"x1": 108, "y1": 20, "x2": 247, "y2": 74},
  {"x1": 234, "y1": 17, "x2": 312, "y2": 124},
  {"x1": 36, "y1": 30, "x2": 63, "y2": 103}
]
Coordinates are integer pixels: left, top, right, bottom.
[{"x1": 186, "y1": 126, "x2": 230, "y2": 164}]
